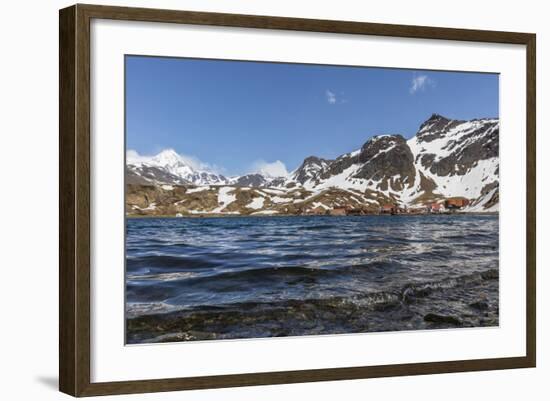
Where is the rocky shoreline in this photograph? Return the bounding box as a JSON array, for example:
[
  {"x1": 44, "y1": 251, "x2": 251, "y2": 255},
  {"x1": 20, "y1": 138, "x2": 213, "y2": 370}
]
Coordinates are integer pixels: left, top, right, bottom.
[{"x1": 127, "y1": 267, "x2": 499, "y2": 344}]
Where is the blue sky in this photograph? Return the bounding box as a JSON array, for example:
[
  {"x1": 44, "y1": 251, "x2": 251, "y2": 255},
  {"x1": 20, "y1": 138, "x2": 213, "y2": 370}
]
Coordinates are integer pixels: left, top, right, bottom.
[{"x1": 126, "y1": 55, "x2": 498, "y2": 176}]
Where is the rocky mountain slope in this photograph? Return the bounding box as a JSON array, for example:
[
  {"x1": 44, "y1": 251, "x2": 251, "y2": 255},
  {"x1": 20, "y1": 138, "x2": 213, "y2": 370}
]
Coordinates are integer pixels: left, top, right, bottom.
[{"x1": 126, "y1": 114, "x2": 499, "y2": 216}]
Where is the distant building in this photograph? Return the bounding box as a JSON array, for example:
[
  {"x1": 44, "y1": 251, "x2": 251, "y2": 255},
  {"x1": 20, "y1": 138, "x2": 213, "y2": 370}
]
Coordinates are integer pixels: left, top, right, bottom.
[
  {"x1": 330, "y1": 207, "x2": 347, "y2": 216},
  {"x1": 380, "y1": 204, "x2": 397, "y2": 214},
  {"x1": 445, "y1": 197, "x2": 470, "y2": 210},
  {"x1": 346, "y1": 207, "x2": 366, "y2": 216},
  {"x1": 307, "y1": 206, "x2": 327, "y2": 215},
  {"x1": 428, "y1": 203, "x2": 443, "y2": 213}
]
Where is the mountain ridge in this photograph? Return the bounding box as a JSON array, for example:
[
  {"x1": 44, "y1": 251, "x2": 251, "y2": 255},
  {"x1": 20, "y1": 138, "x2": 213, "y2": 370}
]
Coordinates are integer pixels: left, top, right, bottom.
[{"x1": 126, "y1": 114, "x2": 499, "y2": 216}]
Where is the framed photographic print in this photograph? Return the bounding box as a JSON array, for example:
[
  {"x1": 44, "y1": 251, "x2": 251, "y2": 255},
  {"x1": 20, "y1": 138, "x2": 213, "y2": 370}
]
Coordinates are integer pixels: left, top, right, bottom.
[{"x1": 59, "y1": 4, "x2": 536, "y2": 397}]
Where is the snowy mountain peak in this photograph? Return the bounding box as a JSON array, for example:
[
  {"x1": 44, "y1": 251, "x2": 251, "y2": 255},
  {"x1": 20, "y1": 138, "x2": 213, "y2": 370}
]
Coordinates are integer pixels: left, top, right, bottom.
[
  {"x1": 417, "y1": 114, "x2": 456, "y2": 136},
  {"x1": 151, "y1": 149, "x2": 185, "y2": 167},
  {"x1": 363, "y1": 134, "x2": 403, "y2": 151},
  {"x1": 428, "y1": 113, "x2": 447, "y2": 121},
  {"x1": 147, "y1": 149, "x2": 195, "y2": 178},
  {"x1": 291, "y1": 156, "x2": 331, "y2": 184},
  {"x1": 407, "y1": 115, "x2": 499, "y2": 205}
]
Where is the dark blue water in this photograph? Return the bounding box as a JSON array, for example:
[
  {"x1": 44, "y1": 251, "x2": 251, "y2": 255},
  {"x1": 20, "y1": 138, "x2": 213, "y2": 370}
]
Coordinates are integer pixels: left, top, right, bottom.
[{"x1": 126, "y1": 215, "x2": 499, "y2": 343}]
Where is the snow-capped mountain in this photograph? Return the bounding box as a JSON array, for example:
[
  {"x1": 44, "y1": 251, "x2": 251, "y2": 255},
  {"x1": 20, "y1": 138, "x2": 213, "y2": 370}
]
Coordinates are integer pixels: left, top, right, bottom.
[
  {"x1": 126, "y1": 114, "x2": 499, "y2": 215},
  {"x1": 290, "y1": 156, "x2": 332, "y2": 185},
  {"x1": 409, "y1": 114, "x2": 498, "y2": 210},
  {"x1": 274, "y1": 114, "x2": 499, "y2": 210},
  {"x1": 228, "y1": 173, "x2": 272, "y2": 187},
  {"x1": 127, "y1": 149, "x2": 289, "y2": 187},
  {"x1": 126, "y1": 149, "x2": 229, "y2": 186}
]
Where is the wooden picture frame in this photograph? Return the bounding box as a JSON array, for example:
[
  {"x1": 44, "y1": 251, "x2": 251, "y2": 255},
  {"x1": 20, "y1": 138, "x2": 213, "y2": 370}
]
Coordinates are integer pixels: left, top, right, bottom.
[{"x1": 59, "y1": 3, "x2": 536, "y2": 397}]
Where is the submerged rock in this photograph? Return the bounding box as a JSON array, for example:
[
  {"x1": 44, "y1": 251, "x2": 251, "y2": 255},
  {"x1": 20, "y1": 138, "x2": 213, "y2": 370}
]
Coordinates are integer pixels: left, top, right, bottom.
[
  {"x1": 423, "y1": 313, "x2": 462, "y2": 325},
  {"x1": 469, "y1": 300, "x2": 489, "y2": 310}
]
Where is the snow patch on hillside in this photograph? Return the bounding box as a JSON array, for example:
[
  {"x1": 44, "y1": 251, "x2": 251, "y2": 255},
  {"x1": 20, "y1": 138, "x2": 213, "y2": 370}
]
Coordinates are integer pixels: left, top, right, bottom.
[
  {"x1": 212, "y1": 187, "x2": 237, "y2": 213},
  {"x1": 186, "y1": 186, "x2": 210, "y2": 194},
  {"x1": 247, "y1": 196, "x2": 265, "y2": 210}
]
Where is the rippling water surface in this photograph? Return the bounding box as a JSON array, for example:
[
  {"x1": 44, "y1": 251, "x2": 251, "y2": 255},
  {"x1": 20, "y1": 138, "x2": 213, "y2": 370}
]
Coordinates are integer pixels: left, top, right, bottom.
[{"x1": 126, "y1": 215, "x2": 499, "y2": 343}]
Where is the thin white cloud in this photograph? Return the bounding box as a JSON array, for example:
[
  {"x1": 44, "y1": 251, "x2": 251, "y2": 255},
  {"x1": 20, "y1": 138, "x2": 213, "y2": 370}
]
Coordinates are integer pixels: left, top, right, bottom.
[
  {"x1": 410, "y1": 74, "x2": 435, "y2": 94},
  {"x1": 126, "y1": 149, "x2": 148, "y2": 164},
  {"x1": 179, "y1": 154, "x2": 224, "y2": 173},
  {"x1": 326, "y1": 90, "x2": 337, "y2": 104},
  {"x1": 251, "y1": 160, "x2": 289, "y2": 178}
]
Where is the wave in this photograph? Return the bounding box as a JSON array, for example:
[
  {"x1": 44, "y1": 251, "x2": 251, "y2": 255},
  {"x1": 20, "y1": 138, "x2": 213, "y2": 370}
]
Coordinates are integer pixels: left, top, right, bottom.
[
  {"x1": 130, "y1": 258, "x2": 406, "y2": 287},
  {"x1": 127, "y1": 271, "x2": 200, "y2": 282},
  {"x1": 400, "y1": 268, "x2": 498, "y2": 303},
  {"x1": 298, "y1": 224, "x2": 343, "y2": 231},
  {"x1": 127, "y1": 254, "x2": 221, "y2": 270},
  {"x1": 127, "y1": 267, "x2": 499, "y2": 318}
]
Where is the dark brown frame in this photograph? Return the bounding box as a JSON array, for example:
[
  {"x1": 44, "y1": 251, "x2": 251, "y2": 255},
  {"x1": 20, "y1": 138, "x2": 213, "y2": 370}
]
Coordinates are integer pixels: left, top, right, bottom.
[{"x1": 59, "y1": 3, "x2": 536, "y2": 397}]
